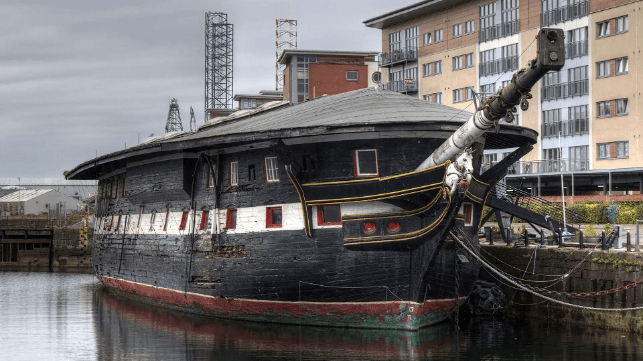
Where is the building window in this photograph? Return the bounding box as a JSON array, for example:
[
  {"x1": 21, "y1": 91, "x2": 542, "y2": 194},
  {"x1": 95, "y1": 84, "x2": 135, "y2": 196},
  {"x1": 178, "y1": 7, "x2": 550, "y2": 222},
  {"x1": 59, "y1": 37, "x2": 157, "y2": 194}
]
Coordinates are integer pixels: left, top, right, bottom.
[
  {"x1": 179, "y1": 211, "x2": 189, "y2": 231},
  {"x1": 423, "y1": 63, "x2": 432, "y2": 77},
  {"x1": 317, "y1": 205, "x2": 341, "y2": 226},
  {"x1": 405, "y1": 26, "x2": 419, "y2": 49},
  {"x1": 616, "y1": 57, "x2": 628, "y2": 74},
  {"x1": 389, "y1": 31, "x2": 401, "y2": 52},
  {"x1": 346, "y1": 70, "x2": 358, "y2": 81},
  {"x1": 466, "y1": 87, "x2": 475, "y2": 101},
  {"x1": 226, "y1": 209, "x2": 236, "y2": 229},
  {"x1": 597, "y1": 101, "x2": 610, "y2": 118},
  {"x1": 435, "y1": 92, "x2": 443, "y2": 104},
  {"x1": 616, "y1": 98, "x2": 628, "y2": 115},
  {"x1": 453, "y1": 24, "x2": 462, "y2": 38},
  {"x1": 240, "y1": 98, "x2": 257, "y2": 110},
  {"x1": 465, "y1": 20, "x2": 475, "y2": 34},
  {"x1": 434, "y1": 29, "x2": 443, "y2": 43},
  {"x1": 453, "y1": 89, "x2": 463, "y2": 103},
  {"x1": 199, "y1": 210, "x2": 209, "y2": 230},
  {"x1": 248, "y1": 164, "x2": 256, "y2": 182},
  {"x1": 569, "y1": 145, "x2": 588, "y2": 171},
  {"x1": 598, "y1": 141, "x2": 629, "y2": 159},
  {"x1": 163, "y1": 207, "x2": 170, "y2": 231},
  {"x1": 353, "y1": 149, "x2": 379, "y2": 177},
  {"x1": 453, "y1": 56, "x2": 463, "y2": 70},
  {"x1": 296, "y1": 55, "x2": 317, "y2": 103},
  {"x1": 480, "y1": 83, "x2": 495, "y2": 95},
  {"x1": 597, "y1": 61, "x2": 609, "y2": 78},
  {"x1": 616, "y1": 16, "x2": 628, "y2": 34},
  {"x1": 465, "y1": 53, "x2": 473, "y2": 68},
  {"x1": 423, "y1": 32, "x2": 431, "y2": 46},
  {"x1": 229, "y1": 161, "x2": 238, "y2": 186},
  {"x1": 425, "y1": 93, "x2": 443, "y2": 104},
  {"x1": 264, "y1": 156, "x2": 279, "y2": 182},
  {"x1": 483, "y1": 153, "x2": 498, "y2": 166},
  {"x1": 435, "y1": 60, "x2": 442, "y2": 74},
  {"x1": 266, "y1": 207, "x2": 282, "y2": 228},
  {"x1": 597, "y1": 21, "x2": 610, "y2": 38}
]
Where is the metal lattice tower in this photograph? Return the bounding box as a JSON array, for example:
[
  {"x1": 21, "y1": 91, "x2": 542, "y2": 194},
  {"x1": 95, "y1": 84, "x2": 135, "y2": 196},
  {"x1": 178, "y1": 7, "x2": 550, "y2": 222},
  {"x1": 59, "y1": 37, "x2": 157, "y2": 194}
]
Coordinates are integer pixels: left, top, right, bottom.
[
  {"x1": 275, "y1": 19, "x2": 297, "y2": 92},
  {"x1": 189, "y1": 106, "x2": 197, "y2": 132},
  {"x1": 205, "y1": 12, "x2": 233, "y2": 118},
  {"x1": 165, "y1": 98, "x2": 183, "y2": 133}
]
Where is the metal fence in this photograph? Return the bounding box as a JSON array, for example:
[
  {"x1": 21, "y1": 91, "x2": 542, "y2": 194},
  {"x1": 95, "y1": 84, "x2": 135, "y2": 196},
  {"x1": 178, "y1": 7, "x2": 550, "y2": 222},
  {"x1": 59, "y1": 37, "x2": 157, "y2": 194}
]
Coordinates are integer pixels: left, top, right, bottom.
[
  {"x1": 385, "y1": 80, "x2": 418, "y2": 93},
  {"x1": 479, "y1": 20, "x2": 520, "y2": 43},
  {"x1": 541, "y1": 118, "x2": 589, "y2": 138},
  {"x1": 541, "y1": 79, "x2": 588, "y2": 101},
  {"x1": 504, "y1": 159, "x2": 590, "y2": 174},
  {"x1": 380, "y1": 46, "x2": 418, "y2": 66},
  {"x1": 541, "y1": 0, "x2": 589, "y2": 26}
]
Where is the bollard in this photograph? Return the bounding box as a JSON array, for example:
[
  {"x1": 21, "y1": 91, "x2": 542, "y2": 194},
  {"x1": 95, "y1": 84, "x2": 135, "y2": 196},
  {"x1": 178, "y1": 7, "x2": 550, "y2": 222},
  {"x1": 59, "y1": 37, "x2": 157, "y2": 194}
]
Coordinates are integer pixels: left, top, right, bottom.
[
  {"x1": 579, "y1": 231, "x2": 584, "y2": 249},
  {"x1": 524, "y1": 229, "x2": 529, "y2": 246},
  {"x1": 627, "y1": 231, "x2": 632, "y2": 252},
  {"x1": 485, "y1": 226, "x2": 493, "y2": 245},
  {"x1": 506, "y1": 229, "x2": 512, "y2": 245},
  {"x1": 540, "y1": 231, "x2": 545, "y2": 246},
  {"x1": 601, "y1": 231, "x2": 607, "y2": 250},
  {"x1": 558, "y1": 228, "x2": 564, "y2": 247}
]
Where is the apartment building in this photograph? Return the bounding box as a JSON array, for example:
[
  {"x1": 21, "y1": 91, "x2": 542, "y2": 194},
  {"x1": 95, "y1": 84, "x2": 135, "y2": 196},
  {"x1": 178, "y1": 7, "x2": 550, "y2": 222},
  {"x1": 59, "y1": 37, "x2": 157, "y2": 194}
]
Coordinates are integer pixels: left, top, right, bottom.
[
  {"x1": 277, "y1": 50, "x2": 381, "y2": 104},
  {"x1": 365, "y1": 0, "x2": 643, "y2": 197}
]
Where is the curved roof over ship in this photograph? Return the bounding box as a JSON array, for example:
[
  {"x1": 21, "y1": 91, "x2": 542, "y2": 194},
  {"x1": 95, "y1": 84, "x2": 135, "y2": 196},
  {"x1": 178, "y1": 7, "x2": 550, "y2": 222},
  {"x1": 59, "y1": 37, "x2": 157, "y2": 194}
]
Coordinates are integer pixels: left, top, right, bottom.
[{"x1": 66, "y1": 87, "x2": 537, "y2": 180}]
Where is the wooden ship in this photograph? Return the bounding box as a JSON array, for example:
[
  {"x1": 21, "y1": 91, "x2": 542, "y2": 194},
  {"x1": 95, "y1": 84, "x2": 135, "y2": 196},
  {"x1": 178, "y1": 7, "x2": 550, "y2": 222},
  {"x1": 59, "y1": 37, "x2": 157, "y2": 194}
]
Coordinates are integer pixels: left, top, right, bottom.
[{"x1": 66, "y1": 29, "x2": 565, "y2": 330}]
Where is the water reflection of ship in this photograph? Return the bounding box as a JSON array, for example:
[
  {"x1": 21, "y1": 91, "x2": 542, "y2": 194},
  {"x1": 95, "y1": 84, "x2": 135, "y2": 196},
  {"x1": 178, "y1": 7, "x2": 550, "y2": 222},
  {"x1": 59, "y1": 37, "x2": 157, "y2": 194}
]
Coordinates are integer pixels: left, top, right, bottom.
[{"x1": 94, "y1": 289, "x2": 463, "y2": 361}]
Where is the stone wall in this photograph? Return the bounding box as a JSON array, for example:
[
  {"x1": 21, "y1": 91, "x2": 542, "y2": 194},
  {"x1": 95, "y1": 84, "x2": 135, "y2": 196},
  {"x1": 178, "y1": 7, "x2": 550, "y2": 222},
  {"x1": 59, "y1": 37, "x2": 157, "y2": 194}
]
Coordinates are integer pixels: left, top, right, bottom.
[{"x1": 480, "y1": 244, "x2": 643, "y2": 333}]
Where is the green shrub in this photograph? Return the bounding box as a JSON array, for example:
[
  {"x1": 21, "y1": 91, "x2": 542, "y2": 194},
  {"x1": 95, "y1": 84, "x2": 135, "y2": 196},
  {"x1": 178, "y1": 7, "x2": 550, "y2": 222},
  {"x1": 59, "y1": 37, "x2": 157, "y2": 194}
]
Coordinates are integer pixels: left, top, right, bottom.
[
  {"x1": 491, "y1": 225, "x2": 499, "y2": 234},
  {"x1": 585, "y1": 223, "x2": 597, "y2": 236},
  {"x1": 603, "y1": 223, "x2": 614, "y2": 234}
]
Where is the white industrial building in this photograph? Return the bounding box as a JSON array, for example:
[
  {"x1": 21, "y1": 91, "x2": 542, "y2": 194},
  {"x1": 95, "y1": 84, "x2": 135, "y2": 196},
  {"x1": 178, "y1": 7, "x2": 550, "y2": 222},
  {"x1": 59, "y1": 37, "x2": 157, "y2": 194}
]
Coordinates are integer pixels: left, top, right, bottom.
[{"x1": 0, "y1": 189, "x2": 80, "y2": 216}]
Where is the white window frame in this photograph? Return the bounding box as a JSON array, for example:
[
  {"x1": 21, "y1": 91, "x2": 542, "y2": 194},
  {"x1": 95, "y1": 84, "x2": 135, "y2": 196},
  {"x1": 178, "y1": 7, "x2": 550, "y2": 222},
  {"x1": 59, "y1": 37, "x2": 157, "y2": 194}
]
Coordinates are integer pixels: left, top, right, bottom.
[
  {"x1": 616, "y1": 98, "x2": 628, "y2": 115},
  {"x1": 453, "y1": 56, "x2": 462, "y2": 70},
  {"x1": 453, "y1": 24, "x2": 462, "y2": 38},
  {"x1": 435, "y1": 61, "x2": 442, "y2": 74},
  {"x1": 354, "y1": 149, "x2": 379, "y2": 177},
  {"x1": 597, "y1": 21, "x2": 610, "y2": 38},
  {"x1": 435, "y1": 92, "x2": 442, "y2": 104},
  {"x1": 423, "y1": 63, "x2": 432, "y2": 77},
  {"x1": 597, "y1": 101, "x2": 610, "y2": 118},
  {"x1": 465, "y1": 53, "x2": 473, "y2": 68},
  {"x1": 597, "y1": 60, "x2": 609, "y2": 78},
  {"x1": 465, "y1": 20, "x2": 475, "y2": 34},
  {"x1": 423, "y1": 32, "x2": 432, "y2": 46},
  {"x1": 616, "y1": 57, "x2": 628, "y2": 74},
  {"x1": 346, "y1": 70, "x2": 358, "y2": 81},
  {"x1": 453, "y1": 89, "x2": 462, "y2": 103},
  {"x1": 466, "y1": 87, "x2": 475, "y2": 101},
  {"x1": 230, "y1": 161, "x2": 238, "y2": 186},
  {"x1": 616, "y1": 16, "x2": 628, "y2": 34},
  {"x1": 264, "y1": 157, "x2": 279, "y2": 182},
  {"x1": 435, "y1": 29, "x2": 443, "y2": 43}
]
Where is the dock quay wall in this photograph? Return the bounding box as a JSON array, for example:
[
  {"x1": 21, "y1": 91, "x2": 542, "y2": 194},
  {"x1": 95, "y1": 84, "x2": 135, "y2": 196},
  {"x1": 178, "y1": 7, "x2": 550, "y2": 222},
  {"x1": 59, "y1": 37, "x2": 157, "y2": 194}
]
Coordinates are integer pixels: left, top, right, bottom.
[
  {"x1": 0, "y1": 219, "x2": 92, "y2": 271},
  {"x1": 480, "y1": 244, "x2": 643, "y2": 333}
]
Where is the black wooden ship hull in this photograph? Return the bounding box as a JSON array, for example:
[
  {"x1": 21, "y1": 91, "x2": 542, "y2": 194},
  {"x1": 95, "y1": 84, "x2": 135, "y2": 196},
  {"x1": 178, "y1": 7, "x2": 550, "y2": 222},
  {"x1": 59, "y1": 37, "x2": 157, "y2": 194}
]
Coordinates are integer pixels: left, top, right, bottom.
[{"x1": 69, "y1": 87, "x2": 539, "y2": 330}]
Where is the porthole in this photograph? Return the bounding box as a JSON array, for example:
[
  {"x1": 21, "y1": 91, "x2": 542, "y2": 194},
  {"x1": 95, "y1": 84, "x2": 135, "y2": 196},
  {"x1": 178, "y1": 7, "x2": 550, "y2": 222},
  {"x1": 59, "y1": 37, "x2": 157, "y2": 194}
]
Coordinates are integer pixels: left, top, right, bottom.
[
  {"x1": 372, "y1": 71, "x2": 381, "y2": 84},
  {"x1": 387, "y1": 220, "x2": 401, "y2": 232},
  {"x1": 364, "y1": 221, "x2": 377, "y2": 233}
]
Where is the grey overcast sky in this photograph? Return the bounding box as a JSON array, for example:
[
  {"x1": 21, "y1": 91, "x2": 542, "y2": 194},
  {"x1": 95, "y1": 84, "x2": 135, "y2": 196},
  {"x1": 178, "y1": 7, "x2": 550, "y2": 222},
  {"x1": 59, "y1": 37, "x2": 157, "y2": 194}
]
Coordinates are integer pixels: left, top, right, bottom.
[{"x1": 1, "y1": 0, "x2": 399, "y2": 178}]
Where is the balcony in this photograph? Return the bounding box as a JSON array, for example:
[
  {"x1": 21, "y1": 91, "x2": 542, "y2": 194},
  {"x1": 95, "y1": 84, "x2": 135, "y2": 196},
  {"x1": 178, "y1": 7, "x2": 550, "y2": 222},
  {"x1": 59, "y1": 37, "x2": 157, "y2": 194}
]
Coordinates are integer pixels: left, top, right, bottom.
[
  {"x1": 541, "y1": 0, "x2": 589, "y2": 26},
  {"x1": 479, "y1": 20, "x2": 519, "y2": 43},
  {"x1": 541, "y1": 79, "x2": 588, "y2": 101},
  {"x1": 386, "y1": 79, "x2": 418, "y2": 93},
  {"x1": 499, "y1": 159, "x2": 589, "y2": 174},
  {"x1": 565, "y1": 40, "x2": 588, "y2": 59},
  {"x1": 541, "y1": 118, "x2": 589, "y2": 138},
  {"x1": 479, "y1": 56, "x2": 519, "y2": 77},
  {"x1": 380, "y1": 47, "x2": 418, "y2": 67}
]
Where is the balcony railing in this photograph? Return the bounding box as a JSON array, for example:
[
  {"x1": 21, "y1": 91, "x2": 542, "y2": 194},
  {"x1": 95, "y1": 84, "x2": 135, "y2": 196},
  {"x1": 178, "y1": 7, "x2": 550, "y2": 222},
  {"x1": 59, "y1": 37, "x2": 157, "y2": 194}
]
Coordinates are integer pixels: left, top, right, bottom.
[
  {"x1": 487, "y1": 159, "x2": 590, "y2": 175},
  {"x1": 541, "y1": 79, "x2": 588, "y2": 101},
  {"x1": 479, "y1": 55, "x2": 519, "y2": 77},
  {"x1": 541, "y1": 0, "x2": 589, "y2": 26},
  {"x1": 565, "y1": 40, "x2": 588, "y2": 59},
  {"x1": 380, "y1": 46, "x2": 418, "y2": 67},
  {"x1": 386, "y1": 79, "x2": 418, "y2": 93},
  {"x1": 541, "y1": 118, "x2": 589, "y2": 138},
  {"x1": 479, "y1": 20, "x2": 520, "y2": 43}
]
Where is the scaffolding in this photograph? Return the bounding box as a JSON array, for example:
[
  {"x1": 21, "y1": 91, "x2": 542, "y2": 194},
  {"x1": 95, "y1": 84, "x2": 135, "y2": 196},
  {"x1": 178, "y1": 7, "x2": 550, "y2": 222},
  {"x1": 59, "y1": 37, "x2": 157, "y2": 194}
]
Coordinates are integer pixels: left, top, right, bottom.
[
  {"x1": 275, "y1": 19, "x2": 297, "y2": 92},
  {"x1": 165, "y1": 98, "x2": 183, "y2": 133},
  {"x1": 205, "y1": 12, "x2": 233, "y2": 119}
]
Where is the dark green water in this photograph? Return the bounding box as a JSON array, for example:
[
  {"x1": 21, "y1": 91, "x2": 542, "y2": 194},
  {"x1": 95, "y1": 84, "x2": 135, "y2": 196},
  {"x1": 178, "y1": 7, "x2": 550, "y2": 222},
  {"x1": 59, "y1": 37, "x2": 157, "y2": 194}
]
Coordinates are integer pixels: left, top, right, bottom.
[{"x1": 1, "y1": 271, "x2": 642, "y2": 360}]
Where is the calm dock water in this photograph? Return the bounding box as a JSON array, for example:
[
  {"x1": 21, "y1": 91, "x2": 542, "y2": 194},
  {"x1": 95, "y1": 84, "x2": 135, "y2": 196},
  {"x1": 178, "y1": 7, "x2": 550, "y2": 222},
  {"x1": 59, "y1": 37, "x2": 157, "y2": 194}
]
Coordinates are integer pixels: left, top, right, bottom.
[{"x1": 0, "y1": 271, "x2": 641, "y2": 360}]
